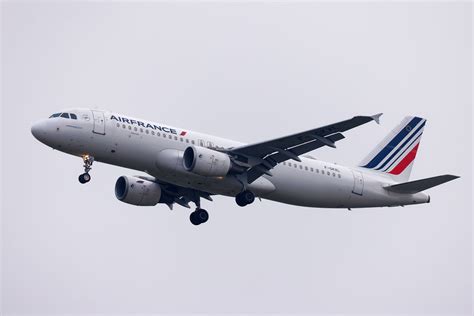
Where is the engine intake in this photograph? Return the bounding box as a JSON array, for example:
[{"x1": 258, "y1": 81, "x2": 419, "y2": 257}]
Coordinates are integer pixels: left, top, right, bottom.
[
  {"x1": 183, "y1": 146, "x2": 232, "y2": 177},
  {"x1": 115, "y1": 176, "x2": 163, "y2": 206}
]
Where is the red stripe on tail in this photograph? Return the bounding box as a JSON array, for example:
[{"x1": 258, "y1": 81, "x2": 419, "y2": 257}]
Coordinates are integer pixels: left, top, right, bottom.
[{"x1": 389, "y1": 143, "x2": 420, "y2": 175}]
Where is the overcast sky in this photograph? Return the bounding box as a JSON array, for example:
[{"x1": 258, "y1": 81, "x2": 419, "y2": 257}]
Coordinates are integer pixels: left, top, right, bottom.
[{"x1": 1, "y1": 2, "x2": 472, "y2": 315}]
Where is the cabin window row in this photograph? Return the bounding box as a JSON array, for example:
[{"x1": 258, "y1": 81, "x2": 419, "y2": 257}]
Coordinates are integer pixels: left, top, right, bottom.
[
  {"x1": 282, "y1": 161, "x2": 341, "y2": 178},
  {"x1": 116, "y1": 123, "x2": 196, "y2": 144}
]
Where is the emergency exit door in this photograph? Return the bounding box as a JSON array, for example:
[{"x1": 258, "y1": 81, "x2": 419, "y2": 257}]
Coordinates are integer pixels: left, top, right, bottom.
[
  {"x1": 352, "y1": 171, "x2": 364, "y2": 195},
  {"x1": 92, "y1": 110, "x2": 106, "y2": 135}
]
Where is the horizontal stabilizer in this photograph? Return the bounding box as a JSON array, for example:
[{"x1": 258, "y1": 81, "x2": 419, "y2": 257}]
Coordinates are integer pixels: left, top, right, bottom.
[{"x1": 384, "y1": 175, "x2": 459, "y2": 194}]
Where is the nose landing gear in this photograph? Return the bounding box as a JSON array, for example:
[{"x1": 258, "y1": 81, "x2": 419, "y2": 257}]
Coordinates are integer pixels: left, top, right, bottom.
[{"x1": 78, "y1": 155, "x2": 94, "y2": 184}]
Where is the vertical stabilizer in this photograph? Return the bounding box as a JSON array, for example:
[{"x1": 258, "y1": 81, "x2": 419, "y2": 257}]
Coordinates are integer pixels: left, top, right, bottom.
[{"x1": 359, "y1": 116, "x2": 426, "y2": 182}]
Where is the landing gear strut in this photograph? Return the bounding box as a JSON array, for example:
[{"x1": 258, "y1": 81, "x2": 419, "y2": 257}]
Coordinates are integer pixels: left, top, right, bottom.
[
  {"x1": 235, "y1": 190, "x2": 255, "y2": 207},
  {"x1": 78, "y1": 154, "x2": 94, "y2": 184}
]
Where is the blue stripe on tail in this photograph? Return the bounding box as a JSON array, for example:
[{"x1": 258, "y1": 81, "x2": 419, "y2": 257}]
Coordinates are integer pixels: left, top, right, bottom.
[
  {"x1": 362, "y1": 117, "x2": 422, "y2": 169},
  {"x1": 375, "y1": 120, "x2": 425, "y2": 171}
]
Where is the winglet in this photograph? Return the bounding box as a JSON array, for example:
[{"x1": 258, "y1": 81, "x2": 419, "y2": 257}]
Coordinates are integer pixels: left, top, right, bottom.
[{"x1": 371, "y1": 113, "x2": 383, "y2": 124}]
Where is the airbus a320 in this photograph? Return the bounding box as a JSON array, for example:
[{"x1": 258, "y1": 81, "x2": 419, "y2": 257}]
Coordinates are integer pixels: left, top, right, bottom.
[{"x1": 31, "y1": 110, "x2": 458, "y2": 225}]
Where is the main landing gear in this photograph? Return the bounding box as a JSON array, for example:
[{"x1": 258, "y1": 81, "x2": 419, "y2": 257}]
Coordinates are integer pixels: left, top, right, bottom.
[
  {"x1": 235, "y1": 190, "x2": 255, "y2": 207},
  {"x1": 78, "y1": 154, "x2": 94, "y2": 184},
  {"x1": 189, "y1": 194, "x2": 209, "y2": 226},
  {"x1": 190, "y1": 208, "x2": 209, "y2": 226}
]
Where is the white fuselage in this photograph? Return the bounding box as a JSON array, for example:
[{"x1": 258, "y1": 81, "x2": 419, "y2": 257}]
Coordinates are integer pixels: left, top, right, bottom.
[{"x1": 31, "y1": 109, "x2": 430, "y2": 208}]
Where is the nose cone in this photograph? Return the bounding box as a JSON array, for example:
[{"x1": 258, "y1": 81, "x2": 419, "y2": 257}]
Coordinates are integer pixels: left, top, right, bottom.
[{"x1": 31, "y1": 120, "x2": 49, "y2": 144}]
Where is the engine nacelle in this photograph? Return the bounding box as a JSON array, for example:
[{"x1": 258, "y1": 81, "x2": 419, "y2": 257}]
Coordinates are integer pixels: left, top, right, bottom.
[
  {"x1": 183, "y1": 146, "x2": 232, "y2": 177},
  {"x1": 115, "y1": 176, "x2": 163, "y2": 206}
]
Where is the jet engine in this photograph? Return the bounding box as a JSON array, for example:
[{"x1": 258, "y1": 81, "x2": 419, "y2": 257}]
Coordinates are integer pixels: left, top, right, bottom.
[
  {"x1": 115, "y1": 176, "x2": 165, "y2": 206},
  {"x1": 183, "y1": 146, "x2": 232, "y2": 177}
]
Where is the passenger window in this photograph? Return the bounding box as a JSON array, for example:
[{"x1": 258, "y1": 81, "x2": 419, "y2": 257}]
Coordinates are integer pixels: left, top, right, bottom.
[
  {"x1": 338, "y1": 174, "x2": 341, "y2": 178},
  {"x1": 186, "y1": 139, "x2": 189, "y2": 143},
  {"x1": 310, "y1": 167, "x2": 314, "y2": 172},
  {"x1": 49, "y1": 113, "x2": 61, "y2": 118},
  {"x1": 321, "y1": 170, "x2": 324, "y2": 175},
  {"x1": 169, "y1": 135, "x2": 172, "y2": 139},
  {"x1": 60, "y1": 113, "x2": 69, "y2": 119},
  {"x1": 305, "y1": 166, "x2": 308, "y2": 171},
  {"x1": 128, "y1": 126, "x2": 131, "y2": 130},
  {"x1": 134, "y1": 127, "x2": 137, "y2": 132},
  {"x1": 180, "y1": 138, "x2": 183, "y2": 142},
  {"x1": 191, "y1": 140, "x2": 195, "y2": 144},
  {"x1": 163, "y1": 134, "x2": 166, "y2": 138},
  {"x1": 333, "y1": 173, "x2": 336, "y2": 177},
  {"x1": 174, "y1": 136, "x2": 178, "y2": 141},
  {"x1": 299, "y1": 165, "x2": 302, "y2": 169},
  {"x1": 151, "y1": 131, "x2": 155, "y2": 135},
  {"x1": 140, "y1": 128, "x2": 143, "y2": 133},
  {"x1": 145, "y1": 129, "x2": 149, "y2": 134},
  {"x1": 70, "y1": 113, "x2": 77, "y2": 120},
  {"x1": 294, "y1": 164, "x2": 297, "y2": 168},
  {"x1": 288, "y1": 162, "x2": 292, "y2": 167},
  {"x1": 116, "y1": 123, "x2": 120, "y2": 127}
]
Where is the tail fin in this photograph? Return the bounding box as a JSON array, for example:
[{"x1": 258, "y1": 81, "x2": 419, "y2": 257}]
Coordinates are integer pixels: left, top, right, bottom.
[{"x1": 359, "y1": 116, "x2": 426, "y2": 182}]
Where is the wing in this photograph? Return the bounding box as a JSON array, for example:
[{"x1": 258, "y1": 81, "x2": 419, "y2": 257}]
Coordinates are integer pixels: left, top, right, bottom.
[{"x1": 229, "y1": 113, "x2": 382, "y2": 183}]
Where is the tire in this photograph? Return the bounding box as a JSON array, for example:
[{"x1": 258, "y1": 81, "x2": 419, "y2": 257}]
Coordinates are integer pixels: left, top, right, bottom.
[
  {"x1": 235, "y1": 194, "x2": 247, "y2": 207},
  {"x1": 82, "y1": 173, "x2": 91, "y2": 182},
  {"x1": 78, "y1": 174, "x2": 86, "y2": 184},
  {"x1": 196, "y1": 209, "x2": 209, "y2": 224},
  {"x1": 243, "y1": 190, "x2": 255, "y2": 204},
  {"x1": 190, "y1": 212, "x2": 201, "y2": 225}
]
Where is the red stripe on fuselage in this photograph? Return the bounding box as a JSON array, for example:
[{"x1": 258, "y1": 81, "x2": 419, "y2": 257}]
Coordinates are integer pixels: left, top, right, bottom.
[{"x1": 389, "y1": 143, "x2": 420, "y2": 175}]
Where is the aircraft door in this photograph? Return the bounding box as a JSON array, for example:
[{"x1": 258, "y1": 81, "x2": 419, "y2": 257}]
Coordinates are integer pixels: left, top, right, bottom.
[
  {"x1": 91, "y1": 110, "x2": 106, "y2": 135},
  {"x1": 352, "y1": 171, "x2": 364, "y2": 195}
]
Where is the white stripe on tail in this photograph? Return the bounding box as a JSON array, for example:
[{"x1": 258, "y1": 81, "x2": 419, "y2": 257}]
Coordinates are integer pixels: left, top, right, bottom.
[{"x1": 359, "y1": 116, "x2": 426, "y2": 182}]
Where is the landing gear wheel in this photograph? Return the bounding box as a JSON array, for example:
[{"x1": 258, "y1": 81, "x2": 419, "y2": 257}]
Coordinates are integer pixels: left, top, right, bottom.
[
  {"x1": 235, "y1": 190, "x2": 255, "y2": 207},
  {"x1": 196, "y1": 208, "x2": 209, "y2": 224},
  {"x1": 190, "y1": 208, "x2": 209, "y2": 225},
  {"x1": 78, "y1": 173, "x2": 91, "y2": 184},
  {"x1": 236, "y1": 195, "x2": 247, "y2": 207},
  {"x1": 242, "y1": 190, "x2": 255, "y2": 204},
  {"x1": 190, "y1": 212, "x2": 201, "y2": 225}
]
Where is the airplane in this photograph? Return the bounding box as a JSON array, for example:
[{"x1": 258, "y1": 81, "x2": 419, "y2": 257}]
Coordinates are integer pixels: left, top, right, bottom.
[{"x1": 31, "y1": 109, "x2": 459, "y2": 225}]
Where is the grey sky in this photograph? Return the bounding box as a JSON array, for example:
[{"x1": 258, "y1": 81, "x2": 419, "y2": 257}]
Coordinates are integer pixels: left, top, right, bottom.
[{"x1": 1, "y1": 2, "x2": 472, "y2": 315}]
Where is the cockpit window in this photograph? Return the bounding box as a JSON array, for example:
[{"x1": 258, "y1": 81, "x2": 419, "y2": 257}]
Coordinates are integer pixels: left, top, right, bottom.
[
  {"x1": 49, "y1": 113, "x2": 61, "y2": 118},
  {"x1": 60, "y1": 113, "x2": 70, "y2": 118},
  {"x1": 70, "y1": 113, "x2": 77, "y2": 120}
]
